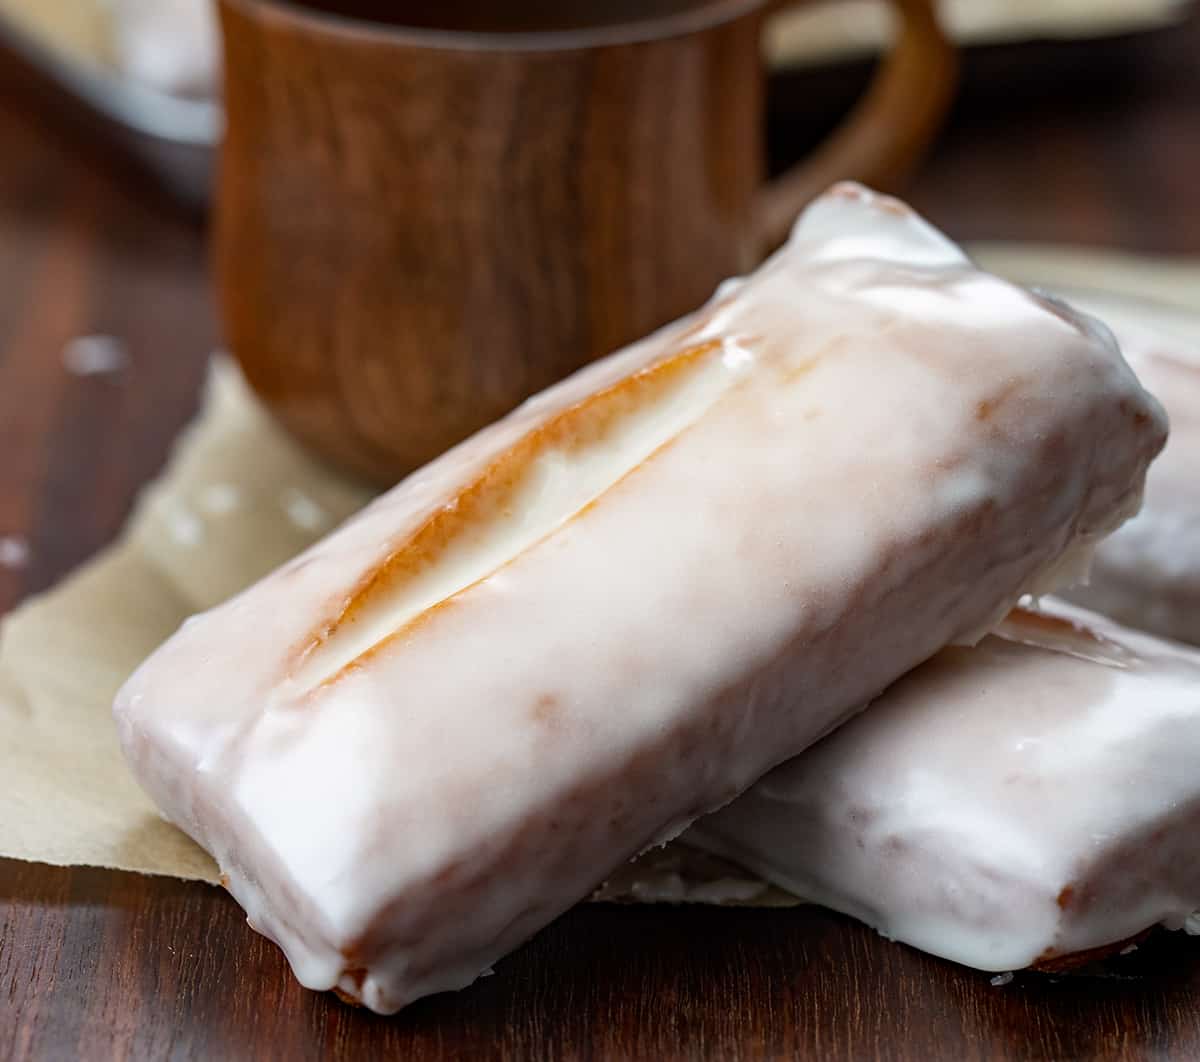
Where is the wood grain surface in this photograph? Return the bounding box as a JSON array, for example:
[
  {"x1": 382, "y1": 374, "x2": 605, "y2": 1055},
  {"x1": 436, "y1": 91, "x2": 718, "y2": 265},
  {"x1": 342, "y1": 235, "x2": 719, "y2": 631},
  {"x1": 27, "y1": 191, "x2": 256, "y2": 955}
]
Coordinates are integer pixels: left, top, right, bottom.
[{"x1": 2, "y1": 12, "x2": 1200, "y2": 1060}]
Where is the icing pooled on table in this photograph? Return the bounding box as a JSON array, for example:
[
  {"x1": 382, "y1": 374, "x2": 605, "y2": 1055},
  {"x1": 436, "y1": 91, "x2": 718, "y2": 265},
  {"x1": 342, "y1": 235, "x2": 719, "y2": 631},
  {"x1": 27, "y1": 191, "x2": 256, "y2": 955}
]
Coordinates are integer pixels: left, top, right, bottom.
[{"x1": 114, "y1": 184, "x2": 1165, "y2": 1013}]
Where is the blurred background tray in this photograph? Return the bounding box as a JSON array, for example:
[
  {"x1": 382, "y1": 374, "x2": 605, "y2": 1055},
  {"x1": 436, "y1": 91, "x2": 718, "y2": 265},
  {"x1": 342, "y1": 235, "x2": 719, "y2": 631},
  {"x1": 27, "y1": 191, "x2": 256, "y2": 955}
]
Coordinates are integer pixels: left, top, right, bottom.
[
  {"x1": 0, "y1": 0, "x2": 218, "y2": 212},
  {"x1": 0, "y1": 0, "x2": 1191, "y2": 213}
]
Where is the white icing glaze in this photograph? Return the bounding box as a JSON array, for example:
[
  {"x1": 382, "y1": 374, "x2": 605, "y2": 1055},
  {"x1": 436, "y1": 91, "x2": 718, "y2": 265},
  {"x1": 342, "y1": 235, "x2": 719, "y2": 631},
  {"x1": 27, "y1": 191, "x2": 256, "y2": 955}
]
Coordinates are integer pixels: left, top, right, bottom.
[
  {"x1": 1059, "y1": 296, "x2": 1200, "y2": 645},
  {"x1": 113, "y1": 184, "x2": 1166, "y2": 1013},
  {"x1": 688, "y1": 601, "x2": 1200, "y2": 971},
  {"x1": 292, "y1": 347, "x2": 747, "y2": 692}
]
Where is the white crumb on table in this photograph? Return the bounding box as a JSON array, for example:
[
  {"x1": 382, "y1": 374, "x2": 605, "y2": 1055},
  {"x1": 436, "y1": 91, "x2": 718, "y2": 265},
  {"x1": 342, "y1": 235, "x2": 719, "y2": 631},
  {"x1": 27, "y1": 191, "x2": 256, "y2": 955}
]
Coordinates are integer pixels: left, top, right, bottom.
[
  {"x1": 989, "y1": 972, "x2": 1014, "y2": 987},
  {"x1": 165, "y1": 506, "x2": 205, "y2": 547},
  {"x1": 0, "y1": 535, "x2": 31, "y2": 570},
  {"x1": 62, "y1": 335, "x2": 130, "y2": 376},
  {"x1": 1120, "y1": 943, "x2": 1139, "y2": 955}
]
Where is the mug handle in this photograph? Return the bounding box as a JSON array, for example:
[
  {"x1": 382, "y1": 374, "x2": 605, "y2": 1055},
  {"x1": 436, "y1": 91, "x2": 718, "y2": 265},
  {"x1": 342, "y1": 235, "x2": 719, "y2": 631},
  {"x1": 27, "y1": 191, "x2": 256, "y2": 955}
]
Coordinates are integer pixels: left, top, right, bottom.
[{"x1": 758, "y1": 0, "x2": 958, "y2": 249}]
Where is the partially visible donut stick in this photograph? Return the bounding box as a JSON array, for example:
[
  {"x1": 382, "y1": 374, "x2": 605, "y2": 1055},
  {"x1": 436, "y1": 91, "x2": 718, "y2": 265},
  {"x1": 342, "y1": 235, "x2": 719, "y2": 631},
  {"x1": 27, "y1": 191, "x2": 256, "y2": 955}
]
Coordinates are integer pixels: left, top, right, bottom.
[
  {"x1": 1061, "y1": 301, "x2": 1200, "y2": 645},
  {"x1": 115, "y1": 185, "x2": 1165, "y2": 1013},
  {"x1": 689, "y1": 603, "x2": 1200, "y2": 971}
]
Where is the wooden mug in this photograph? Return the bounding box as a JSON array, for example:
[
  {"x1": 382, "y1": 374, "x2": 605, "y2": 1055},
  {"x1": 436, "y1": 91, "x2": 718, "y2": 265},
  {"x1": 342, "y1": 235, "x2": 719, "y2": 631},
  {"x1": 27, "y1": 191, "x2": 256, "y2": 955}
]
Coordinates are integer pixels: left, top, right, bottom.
[{"x1": 216, "y1": 0, "x2": 955, "y2": 483}]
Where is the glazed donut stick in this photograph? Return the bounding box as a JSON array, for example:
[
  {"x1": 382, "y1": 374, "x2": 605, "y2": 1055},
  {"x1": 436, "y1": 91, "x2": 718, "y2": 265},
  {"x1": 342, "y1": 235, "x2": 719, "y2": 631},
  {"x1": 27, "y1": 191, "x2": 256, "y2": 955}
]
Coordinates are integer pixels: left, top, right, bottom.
[
  {"x1": 688, "y1": 603, "x2": 1200, "y2": 972},
  {"x1": 114, "y1": 184, "x2": 1165, "y2": 1013}
]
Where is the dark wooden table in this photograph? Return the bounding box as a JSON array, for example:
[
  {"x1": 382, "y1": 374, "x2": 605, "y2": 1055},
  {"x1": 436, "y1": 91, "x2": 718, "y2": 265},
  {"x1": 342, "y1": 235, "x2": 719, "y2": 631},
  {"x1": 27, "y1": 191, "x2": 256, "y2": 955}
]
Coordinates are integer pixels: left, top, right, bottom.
[{"x1": 3, "y1": 13, "x2": 1199, "y2": 1061}]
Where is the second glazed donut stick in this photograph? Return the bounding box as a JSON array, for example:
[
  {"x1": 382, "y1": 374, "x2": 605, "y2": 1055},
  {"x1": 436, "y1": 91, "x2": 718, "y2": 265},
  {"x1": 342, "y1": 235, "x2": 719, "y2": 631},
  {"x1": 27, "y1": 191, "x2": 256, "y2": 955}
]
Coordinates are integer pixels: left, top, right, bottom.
[
  {"x1": 1062, "y1": 301, "x2": 1200, "y2": 645},
  {"x1": 114, "y1": 184, "x2": 1166, "y2": 1013},
  {"x1": 689, "y1": 603, "x2": 1200, "y2": 971}
]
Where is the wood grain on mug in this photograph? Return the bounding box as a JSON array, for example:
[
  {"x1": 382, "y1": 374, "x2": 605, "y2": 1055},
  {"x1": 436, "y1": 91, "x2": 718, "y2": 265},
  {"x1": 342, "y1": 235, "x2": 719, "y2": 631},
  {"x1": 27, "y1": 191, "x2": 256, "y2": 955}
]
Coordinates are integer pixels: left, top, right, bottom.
[
  {"x1": 216, "y1": 0, "x2": 762, "y2": 482},
  {"x1": 215, "y1": 0, "x2": 951, "y2": 484}
]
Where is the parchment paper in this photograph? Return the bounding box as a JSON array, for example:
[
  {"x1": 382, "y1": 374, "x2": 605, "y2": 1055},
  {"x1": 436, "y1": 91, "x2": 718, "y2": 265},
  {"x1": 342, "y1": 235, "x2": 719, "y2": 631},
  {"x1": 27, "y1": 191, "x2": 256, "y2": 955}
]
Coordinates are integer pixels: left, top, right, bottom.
[{"x1": 1, "y1": 246, "x2": 1197, "y2": 903}]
